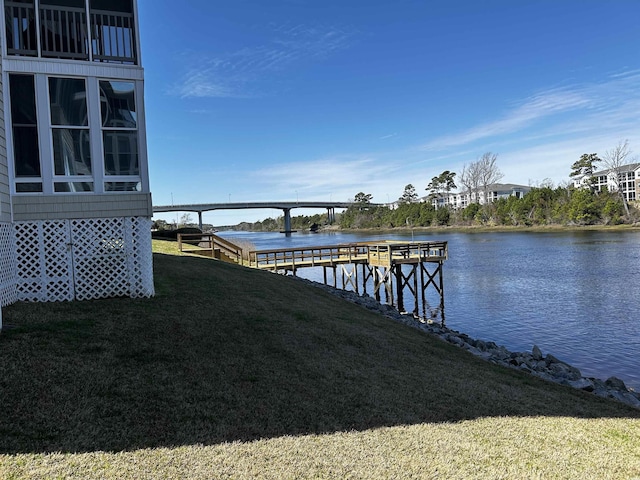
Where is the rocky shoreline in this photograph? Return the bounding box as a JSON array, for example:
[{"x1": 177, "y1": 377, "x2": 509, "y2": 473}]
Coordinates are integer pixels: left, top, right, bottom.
[{"x1": 296, "y1": 277, "x2": 640, "y2": 410}]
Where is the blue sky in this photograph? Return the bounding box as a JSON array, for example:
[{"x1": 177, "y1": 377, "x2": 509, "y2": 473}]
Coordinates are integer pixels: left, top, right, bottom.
[{"x1": 140, "y1": 0, "x2": 640, "y2": 226}]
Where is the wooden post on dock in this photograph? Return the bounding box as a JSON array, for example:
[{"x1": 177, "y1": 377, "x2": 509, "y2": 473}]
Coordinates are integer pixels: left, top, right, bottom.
[{"x1": 395, "y1": 265, "x2": 404, "y2": 313}]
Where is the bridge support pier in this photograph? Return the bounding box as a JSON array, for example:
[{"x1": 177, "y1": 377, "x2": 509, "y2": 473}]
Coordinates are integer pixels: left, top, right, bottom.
[
  {"x1": 197, "y1": 211, "x2": 203, "y2": 231},
  {"x1": 281, "y1": 208, "x2": 296, "y2": 235},
  {"x1": 327, "y1": 207, "x2": 336, "y2": 224}
]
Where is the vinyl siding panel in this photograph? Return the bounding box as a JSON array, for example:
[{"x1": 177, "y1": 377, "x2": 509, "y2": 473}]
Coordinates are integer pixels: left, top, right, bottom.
[
  {"x1": 12, "y1": 193, "x2": 152, "y2": 221},
  {"x1": 2, "y1": 58, "x2": 144, "y2": 81},
  {"x1": 0, "y1": 66, "x2": 11, "y2": 224}
]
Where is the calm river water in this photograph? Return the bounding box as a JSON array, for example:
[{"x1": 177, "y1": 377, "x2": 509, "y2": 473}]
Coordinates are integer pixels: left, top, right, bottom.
[{"x1": 218, "y1": 229, "x2": 640, "y2": 390}]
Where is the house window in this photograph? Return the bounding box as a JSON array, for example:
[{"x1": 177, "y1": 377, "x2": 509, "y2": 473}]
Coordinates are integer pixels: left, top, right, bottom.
[
  {"x1": 49, "y1": 77, "x2": 93, "y2": 190},
  {"x1": 100, "y1": 80, "x2": 139, "y2": 190},
  {"x1": 9, "y1": 74, "x2": 42, "y2": 192},
  {"x1": 9, "y1": 74, "x2": 145, "y2": 195}
]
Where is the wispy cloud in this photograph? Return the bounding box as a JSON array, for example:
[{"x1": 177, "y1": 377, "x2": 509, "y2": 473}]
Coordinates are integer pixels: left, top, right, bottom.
[
  {"x1": 170, "y1": 24, "x2": 357, "y2": 99},
  {"x1": 171, "y1": 71, "x2": 239, "y2": 99},
  {"x1": 421, "y1": 71, "x2": 640, "y2": 153},
  {"x1": 250, "y1": 155, "x2": 402, "y2": 202},
  {"x1": 422, "y1": 88, "x2": 592, "y2": 151},
  {"x1": 165, "y1": 69, "x2": 640, "y2": 207},
  {"x1": 248, "y1": 70, "x2": 640, "y2": 200},
  {"x1": 379, "y1": 133, "x2": 398, "y2": 140}
]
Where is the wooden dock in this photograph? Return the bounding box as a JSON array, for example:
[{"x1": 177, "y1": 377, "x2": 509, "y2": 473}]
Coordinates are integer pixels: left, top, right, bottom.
[
  {"x1": 176, "y1": 234, "x2": 448, "y2": 323},
  {"x1": 249, "y1": 241, "x2": 448, "y2": 323}
]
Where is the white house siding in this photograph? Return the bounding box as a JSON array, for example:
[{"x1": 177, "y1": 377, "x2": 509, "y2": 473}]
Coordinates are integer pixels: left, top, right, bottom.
[
  {"x1": 0, "y1": 63, "x2": 11, "y2": 223},
  {"x1": 12, "y1": 194, "x2": 152, "y2": 221},
  {"x1": 1, "y1": 58, "x2": 144, "y2": 82},
  {"x1": 1, "y1": 63, "x2": 17, "y2": 309}
]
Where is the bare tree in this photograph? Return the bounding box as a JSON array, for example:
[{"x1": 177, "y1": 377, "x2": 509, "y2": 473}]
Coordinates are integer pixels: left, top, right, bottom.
[
  {"x1": 477, "y1": 152, "x2": 503, "y2": 204},
  {"x1": 602, "y1": 140, "x2": 634, "y2": 217},
  {"x1": 178, "y1": 213, "x2": 194, "y2": 228},
  {"x1": 459, "y1": 162, "x2": 481, "y2": 204}
]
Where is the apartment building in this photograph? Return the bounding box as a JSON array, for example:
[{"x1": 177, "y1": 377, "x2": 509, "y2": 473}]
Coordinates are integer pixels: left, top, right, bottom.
[
  {"x1": 430, "y1": 183, "x2": 531, "y2": 210},
  {"x1": 573, "y1": 163, "x2": 640, "y2": 202}
]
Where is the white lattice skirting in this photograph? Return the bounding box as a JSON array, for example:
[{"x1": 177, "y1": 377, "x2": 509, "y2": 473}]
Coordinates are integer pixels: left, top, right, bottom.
[
  {"x1": 13, "y1": 217, "x2": 154, "y2": 303},
  {"x1": 0, "y1": 222, "x2": 17, "y2": 307}
]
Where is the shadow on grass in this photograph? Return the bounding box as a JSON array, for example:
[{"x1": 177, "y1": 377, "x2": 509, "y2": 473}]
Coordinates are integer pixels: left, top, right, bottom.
[{"x1": 1, "y1": 253, "x2": 638, "y2": 455}]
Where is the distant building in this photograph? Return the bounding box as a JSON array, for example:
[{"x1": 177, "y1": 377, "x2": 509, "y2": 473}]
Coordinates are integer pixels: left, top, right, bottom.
[
  {"x1": 1, "y1": 0, "x2": 153, "y2": 316},
  {"x1": 572, "y1": 163, "x2": 640, "y2": 203},
  {"x1": 430, "y1": 183, "x2": 532, "y2": 210}
]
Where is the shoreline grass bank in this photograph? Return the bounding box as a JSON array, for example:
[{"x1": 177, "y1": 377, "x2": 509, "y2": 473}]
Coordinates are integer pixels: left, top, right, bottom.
[
  {"x1": 0, "y1": 240, "x2": 639, "y2": 478},
  {"x1": 311, "y1": 223, "x2": 640, "y2": 235}
]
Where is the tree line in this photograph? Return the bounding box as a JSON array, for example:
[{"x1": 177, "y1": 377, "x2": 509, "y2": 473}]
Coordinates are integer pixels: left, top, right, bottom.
[
  {"x1": 241, "y1": 183, "x2": 635, "y2": 232},
  {"x1": 340, "y1": 144, "x2": 638, "y2": 229},
  {"x1": 154, "y1": 143, "x2": 638, "y2": 232},
  {"x1": 340, "y1": 183, "x2": 633, "y2": 228}
]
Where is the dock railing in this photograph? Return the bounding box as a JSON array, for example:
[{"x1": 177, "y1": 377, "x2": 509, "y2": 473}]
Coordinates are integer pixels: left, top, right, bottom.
[
  {"x1": 248, "y1": 244, "x2": 369, "y2": 271},
  {"x1": 366, "y1": 241, "x2": 448, "y2": 265},
  {"x1": 177, "y1": 233, "x2": 243, "y2": 263},
  {"x1": 249, "y1": 241, "x2": 448, "y2": 272}
]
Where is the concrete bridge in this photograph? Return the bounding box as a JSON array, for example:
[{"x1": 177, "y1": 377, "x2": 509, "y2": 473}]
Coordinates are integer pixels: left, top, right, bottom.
[{"x1": 152, "y1": 201, "x2": 365, "y2": 233}]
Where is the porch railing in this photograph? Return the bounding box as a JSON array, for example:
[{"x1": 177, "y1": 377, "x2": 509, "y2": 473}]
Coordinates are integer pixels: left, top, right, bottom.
[{"x1": 4, "y1": 1, "x2": 137, "y2": 64}]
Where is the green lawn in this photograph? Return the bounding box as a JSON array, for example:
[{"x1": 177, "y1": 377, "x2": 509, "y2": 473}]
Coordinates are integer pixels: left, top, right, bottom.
[{"x1": 0, "y1": 240, "x2": 639, "y2": 479}]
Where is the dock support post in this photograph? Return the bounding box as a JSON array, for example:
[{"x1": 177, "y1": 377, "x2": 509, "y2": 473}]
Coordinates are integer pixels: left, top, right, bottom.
[
  {"x1": 395, "y1": 265, "x2": 404, "y2": 313},
  {"x1": 373, "y1": 267, "x2": 393, "y2": 306},
  {"x1": 373, "y1": 268, "x2": 381, "y2": 302},
  {"x1": 418, "y1": 261, "x2": 446, "y2": 325},
  {"x1": 439, "y1": 261, "x2": 445, "y2": 323},
  {"x1": 361, "y1": 264, "x2": 371, "y2": 295},
  {"x1": 420, "y1": 262, "x2": 427, "y2": 320},
  {"x1": 412, "y1": 265, "x2": 419, "y2": 316}
]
